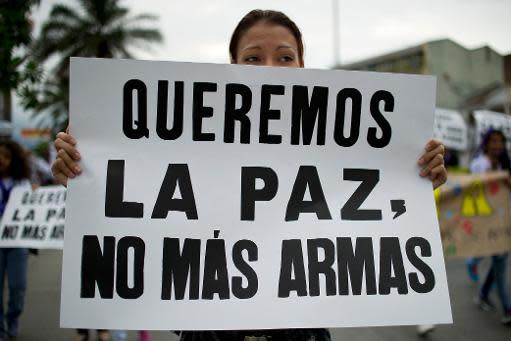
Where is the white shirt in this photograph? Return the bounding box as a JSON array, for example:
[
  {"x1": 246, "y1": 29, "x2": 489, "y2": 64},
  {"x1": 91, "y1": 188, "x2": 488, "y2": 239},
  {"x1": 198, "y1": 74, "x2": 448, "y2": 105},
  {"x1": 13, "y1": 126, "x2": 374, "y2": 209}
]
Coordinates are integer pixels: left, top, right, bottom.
[{"x1": 470, "y1": 154, "x2": 498, "y2": 174}]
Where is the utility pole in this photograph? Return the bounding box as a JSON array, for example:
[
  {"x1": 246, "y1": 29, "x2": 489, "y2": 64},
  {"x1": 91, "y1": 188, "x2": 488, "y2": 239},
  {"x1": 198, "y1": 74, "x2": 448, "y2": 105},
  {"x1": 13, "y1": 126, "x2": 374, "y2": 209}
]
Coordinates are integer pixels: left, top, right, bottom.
[{"x1": 332, "y1": 0, "x2": 340, "y2": 67}]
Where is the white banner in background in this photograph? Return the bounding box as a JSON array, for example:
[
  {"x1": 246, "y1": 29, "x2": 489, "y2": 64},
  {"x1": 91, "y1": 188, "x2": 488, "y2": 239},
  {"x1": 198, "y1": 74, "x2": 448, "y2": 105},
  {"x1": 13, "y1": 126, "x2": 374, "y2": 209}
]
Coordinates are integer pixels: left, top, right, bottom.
[
  {"x1": 0, "y1": 185, "x2": 65, "y2": 249},
  {"x1": 433, "y1": 108, "x2": 467, "y2": 151},
  {"x1": 61, "y1": 58, "x2": 452, "y2": 330}
]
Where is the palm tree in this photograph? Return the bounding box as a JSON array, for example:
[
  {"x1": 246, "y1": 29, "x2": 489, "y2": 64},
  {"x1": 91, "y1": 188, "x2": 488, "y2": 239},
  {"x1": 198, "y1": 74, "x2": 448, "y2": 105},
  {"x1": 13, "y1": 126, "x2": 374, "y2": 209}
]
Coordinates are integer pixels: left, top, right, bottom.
[
  {"x1": 29, "y1": 0, "x2": 162, "y2": 131},
  {"x1": 37, "y1": 0, "x2": 162, "y2": 74}
]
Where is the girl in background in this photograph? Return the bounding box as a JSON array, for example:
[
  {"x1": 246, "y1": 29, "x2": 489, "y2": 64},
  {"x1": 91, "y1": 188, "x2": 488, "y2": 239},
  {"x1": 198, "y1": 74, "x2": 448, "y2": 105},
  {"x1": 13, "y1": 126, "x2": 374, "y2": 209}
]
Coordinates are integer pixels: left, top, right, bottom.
[
  {"x1": 0, "y1": 140, "x2": 32, "y2": 340},
  {"x1": 469, "y1": 129, "x2": 511, "y2": 324}
]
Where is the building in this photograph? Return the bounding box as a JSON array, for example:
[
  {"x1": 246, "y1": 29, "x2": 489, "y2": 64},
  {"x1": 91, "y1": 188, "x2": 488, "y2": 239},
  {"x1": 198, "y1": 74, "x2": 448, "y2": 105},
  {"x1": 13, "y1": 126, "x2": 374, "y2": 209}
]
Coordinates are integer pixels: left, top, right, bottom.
[
  {"x1": 505, "y1": 54, "x2": 511, "y2": 85},
  {"x1": 341, "y1": 39, "x2": 509, "y2": 113}
]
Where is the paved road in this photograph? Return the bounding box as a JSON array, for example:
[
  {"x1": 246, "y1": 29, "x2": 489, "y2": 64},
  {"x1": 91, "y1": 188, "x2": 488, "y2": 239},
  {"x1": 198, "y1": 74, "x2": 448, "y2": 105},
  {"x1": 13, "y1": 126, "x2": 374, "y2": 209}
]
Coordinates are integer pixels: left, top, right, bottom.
[{"x1": 14, "y1": 250, "x2": 511, "y2": 340}]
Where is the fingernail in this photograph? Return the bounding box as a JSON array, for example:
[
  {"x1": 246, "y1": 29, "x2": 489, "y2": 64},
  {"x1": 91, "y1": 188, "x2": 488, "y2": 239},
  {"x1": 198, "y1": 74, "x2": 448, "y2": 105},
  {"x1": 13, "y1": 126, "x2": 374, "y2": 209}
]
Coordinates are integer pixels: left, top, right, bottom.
[
  {"x1": 74, "y1": 166, "x2": 81, "y2": 173},
  {"x1": 418, "y1": 157, "x2": 424, "y2": 165}
]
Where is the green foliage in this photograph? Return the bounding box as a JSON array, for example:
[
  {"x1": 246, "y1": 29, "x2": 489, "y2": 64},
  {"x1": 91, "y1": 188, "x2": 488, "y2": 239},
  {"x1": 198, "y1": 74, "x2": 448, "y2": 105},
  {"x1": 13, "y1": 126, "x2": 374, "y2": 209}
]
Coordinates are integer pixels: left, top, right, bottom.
[
  {"x1": 0, "y1": 0, "x2": 34, "y2": 91},
  {"x1": 24, "y1": 0, "x2": 163, "y2": 132},
  {"x1": 0, "y1": 0, "x2": 40, "y2": 99}
]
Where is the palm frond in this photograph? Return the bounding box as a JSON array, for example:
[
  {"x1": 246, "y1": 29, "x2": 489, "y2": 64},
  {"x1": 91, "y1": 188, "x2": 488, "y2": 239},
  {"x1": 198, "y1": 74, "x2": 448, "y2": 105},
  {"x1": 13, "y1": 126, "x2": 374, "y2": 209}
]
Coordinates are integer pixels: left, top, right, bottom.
[
  {"x1": 123, "y1": 27, "x2": 163, "y2": 43},
  {"x1": 48, "y1": 4, "x2": 82, "y2": 24},
  {"x1": 108, "y1": 5, "x2": 129, "y2": 22},
  {"x1": 127, "y1": 13, "x2": 159, "y2": 23}
]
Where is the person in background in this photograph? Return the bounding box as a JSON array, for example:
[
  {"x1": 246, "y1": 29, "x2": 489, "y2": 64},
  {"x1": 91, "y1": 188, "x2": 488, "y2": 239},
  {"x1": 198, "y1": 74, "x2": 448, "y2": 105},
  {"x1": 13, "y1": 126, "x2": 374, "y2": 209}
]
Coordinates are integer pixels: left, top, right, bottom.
[
  {"x1": 469, "y1": 128, "x2": 511, "y2": 324},
  {"x1": 51, "y1": 9, "x2": 448, "y2": 341},
  {"x1": 0, "y1": 140, "x2": 32, "y2": 341}
]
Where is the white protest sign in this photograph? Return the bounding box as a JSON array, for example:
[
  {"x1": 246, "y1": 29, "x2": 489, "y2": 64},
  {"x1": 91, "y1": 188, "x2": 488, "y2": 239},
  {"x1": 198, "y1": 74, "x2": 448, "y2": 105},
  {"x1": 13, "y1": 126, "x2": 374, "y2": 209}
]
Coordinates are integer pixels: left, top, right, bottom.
[
  {"x1": 61, "y1": 58, "x2": 452, "y2": 330},
  {"x1": 473, "y1": 110, "x2": 511, "y2": 147},
  {"x1": 0, "y1": 185, "x2": 65, "y2": 249},
  {"x1": 433, "y1": 108, "x2": 467, "y2": 151}
]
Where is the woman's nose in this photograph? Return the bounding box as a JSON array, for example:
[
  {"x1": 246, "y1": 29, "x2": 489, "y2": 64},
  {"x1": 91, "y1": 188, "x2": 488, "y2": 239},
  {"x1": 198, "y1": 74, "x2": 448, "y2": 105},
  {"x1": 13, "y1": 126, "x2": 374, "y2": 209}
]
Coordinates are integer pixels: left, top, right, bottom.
[{"x1": 261, "y1": 57, "x2": 275, "y2": 67}]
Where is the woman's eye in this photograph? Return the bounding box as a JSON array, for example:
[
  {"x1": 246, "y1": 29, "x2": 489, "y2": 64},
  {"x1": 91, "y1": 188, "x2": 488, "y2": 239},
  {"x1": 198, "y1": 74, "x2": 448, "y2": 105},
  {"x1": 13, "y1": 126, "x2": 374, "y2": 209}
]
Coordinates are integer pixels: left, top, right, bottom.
[
  {"x1": 244, "y1": 56, "x2": 260, "y2": 63},
  {"x1": 279, "y1": 55, "x2": 294, "y2": 62}
]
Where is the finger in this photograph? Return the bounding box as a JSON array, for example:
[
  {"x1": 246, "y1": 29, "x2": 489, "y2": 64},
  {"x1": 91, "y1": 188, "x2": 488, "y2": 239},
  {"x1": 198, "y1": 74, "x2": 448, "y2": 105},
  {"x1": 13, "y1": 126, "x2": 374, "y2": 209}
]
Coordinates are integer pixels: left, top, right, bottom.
[
  {"x1": 433, "y1": 178, "x2": 443, "y2": 190},
  {"x1": 52, "y1": 159, "x2": 75, "y2": 181},
  {"x1": 430, "y1": 165, "x2": 447, "y2": 189},
  {"x1": 418, "y1": 144, "x2": 444, "y2": 166},
  {"x1": 57, "y1": 148, "x2": 81, "y2": 174},
  {"x1": 56, "y1": 131, "x2": 77, "y2": 146},
  {"x1": 55, "y1": 138, "x2": 81, "y2": 161},
  {"x1": 433, "y1": 177, "x2": 447, "y2": 189},
  {"x1": 424, "y1": 139, "x2": 442, "y2": 152},
  {"x1": 420, "y1": 153, "x2": 444, "y2": 177},
  {"x1": 420, "y1": 143, "x2": 444, "y2": 163},
  {"x1": 53, "y1": 172, "x2": 68, "y2": 187},
  {"x1": 429, "y1": 164, "x2": 446, "y2": 180}
]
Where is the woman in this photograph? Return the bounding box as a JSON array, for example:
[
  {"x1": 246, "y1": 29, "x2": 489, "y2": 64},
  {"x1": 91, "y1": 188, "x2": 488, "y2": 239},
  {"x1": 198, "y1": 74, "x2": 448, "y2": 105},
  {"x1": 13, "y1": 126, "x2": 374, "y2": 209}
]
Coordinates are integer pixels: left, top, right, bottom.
[
  {"x1": 52, "y1": 9, "x2": 447, "y2": 341},
  {"x1": 469, "y1": 129, "x2": 511, "y2": 324},
  {"x1": 0, "y1": 140, "x2": 32, "y2": 340}
]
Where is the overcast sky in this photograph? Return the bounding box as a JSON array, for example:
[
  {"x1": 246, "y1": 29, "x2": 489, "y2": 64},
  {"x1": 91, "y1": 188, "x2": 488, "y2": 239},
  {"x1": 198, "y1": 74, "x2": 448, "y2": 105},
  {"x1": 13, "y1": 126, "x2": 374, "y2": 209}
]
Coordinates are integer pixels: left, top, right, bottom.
[{"x1": 30, "y1": 0, "x2": 511, "y2": 69}]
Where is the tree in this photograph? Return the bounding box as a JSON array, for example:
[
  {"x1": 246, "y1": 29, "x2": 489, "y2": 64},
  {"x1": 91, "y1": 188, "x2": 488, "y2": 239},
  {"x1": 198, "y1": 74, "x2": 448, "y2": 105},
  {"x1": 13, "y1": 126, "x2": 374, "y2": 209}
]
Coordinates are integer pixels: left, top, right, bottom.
[
  {"x1": 0, "y1": 0, "x2": 40, "y2": 121},
  {"x1": 29, "y1": 0, "x2": 162, "y2": 132}
]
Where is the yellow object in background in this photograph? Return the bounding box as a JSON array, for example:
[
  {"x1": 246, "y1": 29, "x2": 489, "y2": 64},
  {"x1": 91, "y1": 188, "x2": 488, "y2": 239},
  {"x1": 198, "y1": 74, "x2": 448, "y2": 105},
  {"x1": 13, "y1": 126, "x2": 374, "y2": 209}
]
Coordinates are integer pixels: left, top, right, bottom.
[
  {"x1": 434, "y1": 188, "x2": 441, "y2": 216},
  {"x1": 461, "y1": 180, "x2": 492, "y2": 217}
]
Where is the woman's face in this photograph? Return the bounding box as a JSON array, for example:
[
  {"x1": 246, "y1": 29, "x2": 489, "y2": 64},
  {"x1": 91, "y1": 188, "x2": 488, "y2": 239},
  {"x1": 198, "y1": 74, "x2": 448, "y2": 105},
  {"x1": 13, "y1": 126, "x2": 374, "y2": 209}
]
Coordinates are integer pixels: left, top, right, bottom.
[
  {"x1": 234, "y1": 22, "x2": 303, "y2": 68},
  {"x1": 487, "y1": 132, "x2": 505, "y2": 158},
  {"x1": 0, "y1": 145, "x2": 12, "y2": 176}
]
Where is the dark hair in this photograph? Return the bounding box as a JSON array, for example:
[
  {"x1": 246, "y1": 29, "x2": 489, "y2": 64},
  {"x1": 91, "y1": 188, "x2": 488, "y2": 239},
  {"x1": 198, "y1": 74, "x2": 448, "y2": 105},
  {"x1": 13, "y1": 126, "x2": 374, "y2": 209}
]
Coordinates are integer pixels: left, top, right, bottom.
[
  {"x1": 229, "y1": 9, "x2": 304, "y2": 63},
  {"x1": 480, "y1": 128, "x2": 511, "y2": 172},
  {"x1": 0, "y1": 140, "x2": 31, "y2": 180}
]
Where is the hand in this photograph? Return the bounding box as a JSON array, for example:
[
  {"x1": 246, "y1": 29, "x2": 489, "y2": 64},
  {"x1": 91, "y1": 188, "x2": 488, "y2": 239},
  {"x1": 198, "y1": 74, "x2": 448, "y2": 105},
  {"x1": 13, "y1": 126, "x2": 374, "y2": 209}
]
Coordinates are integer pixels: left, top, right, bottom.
[
  {"x1": 51, "y1": 130, "x2": 81, "y2": 187},
  {"x1": 418, "y1": 139, "x2": 446, "y2": 190}
]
